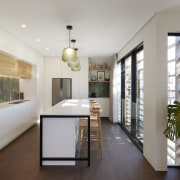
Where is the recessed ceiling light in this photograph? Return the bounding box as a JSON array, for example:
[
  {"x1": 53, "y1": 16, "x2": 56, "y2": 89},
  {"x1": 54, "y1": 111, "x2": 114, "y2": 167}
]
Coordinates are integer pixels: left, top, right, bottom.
[
  {"x1": 46, "y1": 48, "x2": 49, "y2": 50},
  {"x1": 21, "y1": 24, "x2": 27, "y2": 28},
  {"x1": 36, "y1": 38, "x2": 40, "y2": 42}
]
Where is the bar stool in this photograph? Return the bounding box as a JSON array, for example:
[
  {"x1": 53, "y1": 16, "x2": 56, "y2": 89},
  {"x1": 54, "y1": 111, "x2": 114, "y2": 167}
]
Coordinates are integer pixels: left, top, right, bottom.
[
  {"x1": 89, "y1": 100, "x2": 100, "y2": 116},
  {"x1": 78, "y1": 105, "x2": 103, "y2": 159},
  {"x1": 89, "y1": 99, "x2": 96, "y2": 103}
]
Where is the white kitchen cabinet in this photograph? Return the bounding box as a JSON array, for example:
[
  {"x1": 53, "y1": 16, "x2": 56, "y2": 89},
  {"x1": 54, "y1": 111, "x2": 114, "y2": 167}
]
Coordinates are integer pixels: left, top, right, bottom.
[
  {"x1": 0, "y1": 99, "x2": 38, "y2": 150},
  {"x1": 44, "y1": 57, "x2": 89, "y2": 110}
]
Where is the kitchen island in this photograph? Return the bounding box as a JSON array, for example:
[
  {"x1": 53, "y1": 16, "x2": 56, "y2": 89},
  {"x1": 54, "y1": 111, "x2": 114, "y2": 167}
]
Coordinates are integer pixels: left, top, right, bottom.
[{"x1": 40, "y1": 99, "x2": 90, "y2": 166}]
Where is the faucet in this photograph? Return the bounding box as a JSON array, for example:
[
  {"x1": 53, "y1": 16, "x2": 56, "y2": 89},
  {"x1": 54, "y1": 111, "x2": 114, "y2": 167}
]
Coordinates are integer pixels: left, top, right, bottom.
[{"x1": 9, "y1": 90, "x2": 19, "y2": 102}]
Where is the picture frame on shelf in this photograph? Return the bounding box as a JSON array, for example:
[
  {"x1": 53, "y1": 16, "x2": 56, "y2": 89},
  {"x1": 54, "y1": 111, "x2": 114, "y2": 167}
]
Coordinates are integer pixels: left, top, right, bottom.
[{"x1": 97, "y1": 71, "x2": 105, "y2": 81}]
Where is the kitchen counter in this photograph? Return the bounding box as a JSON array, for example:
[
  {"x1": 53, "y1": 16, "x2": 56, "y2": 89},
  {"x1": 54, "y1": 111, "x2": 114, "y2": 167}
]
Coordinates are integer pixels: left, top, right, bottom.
[
  {"x1": 40, "y1": 99, "x2": 90, "y2": 166},
  {"x1": 42, "y1": 99, "x2": 90, "y2": 116},
  {"x1": 0, "y1": 100, "x2": 30, "y2": 109},
  {"x1": 0, "y1": 99, "x2": 37, "y2": 150}
]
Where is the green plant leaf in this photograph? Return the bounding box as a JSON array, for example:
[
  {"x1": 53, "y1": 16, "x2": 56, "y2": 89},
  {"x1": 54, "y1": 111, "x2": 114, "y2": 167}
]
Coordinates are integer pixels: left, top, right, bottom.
[{"x1": 164, "y1": 100, "x2": 180, "y2": 140}]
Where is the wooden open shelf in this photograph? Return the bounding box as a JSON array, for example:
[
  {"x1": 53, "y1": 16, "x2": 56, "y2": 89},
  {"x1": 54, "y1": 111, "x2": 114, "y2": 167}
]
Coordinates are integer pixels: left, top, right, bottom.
[{"x1": 89, "y1": 67, "x2": 111, "y2": 71}]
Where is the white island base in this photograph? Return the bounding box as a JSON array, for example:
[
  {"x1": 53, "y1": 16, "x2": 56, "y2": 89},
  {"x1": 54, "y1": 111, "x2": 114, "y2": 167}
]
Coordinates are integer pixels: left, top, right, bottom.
[
  {"x1": 40, "y1": 99, "x2": 90, "y2": 166},
  {"x1": 42, "y1": 117, "x2": 78, "y2": 165}
]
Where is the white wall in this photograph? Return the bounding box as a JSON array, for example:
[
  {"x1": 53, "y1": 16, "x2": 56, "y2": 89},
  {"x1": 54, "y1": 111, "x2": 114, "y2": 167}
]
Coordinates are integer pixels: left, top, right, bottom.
[
  {"x1": 44, "y1": 57, "x2": 88, "y2": 110},
  {"x1": 0, "y1": 26, "x2": 45, "y2": 149},
  {"x1": 118, "y1": 16, "x2": 162, "y2": 170},
  {"x1": 19, "y1": 65, "x2": 37, "y2": 100},
  {"x1": 155, "y1": 8, "x2": 180, "y2": 169},
  {"x1": 117, "y1": 7, "x2": 180, "y2": 171},
  {"x1": 0, "y1": 26, "x2": 45, "y2": 114}
]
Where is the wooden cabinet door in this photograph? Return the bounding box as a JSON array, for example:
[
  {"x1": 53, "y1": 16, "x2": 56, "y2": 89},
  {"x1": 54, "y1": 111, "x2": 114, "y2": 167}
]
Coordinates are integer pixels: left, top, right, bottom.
[
  {"x1": 0, "y1": 53, "x2": 32, "y2": 78},
  {"x1": 17, "y1": 60, "x2": 32, "y2": 78},
  {"x1": 0, "y1": 53, "x2": 18, "y2": 76}
]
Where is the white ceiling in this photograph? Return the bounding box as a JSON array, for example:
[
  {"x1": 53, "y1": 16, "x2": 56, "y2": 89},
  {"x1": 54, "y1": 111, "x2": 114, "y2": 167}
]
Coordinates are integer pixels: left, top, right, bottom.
[{"x1": 0, "y1": 0, "x2": 180, "y2": 58}]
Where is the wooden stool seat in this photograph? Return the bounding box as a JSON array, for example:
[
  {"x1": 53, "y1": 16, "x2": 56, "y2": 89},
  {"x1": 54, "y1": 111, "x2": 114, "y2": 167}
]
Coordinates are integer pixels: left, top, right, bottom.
[{"x1": 79, "y1": 120, "x2": 99, "y2": 128}]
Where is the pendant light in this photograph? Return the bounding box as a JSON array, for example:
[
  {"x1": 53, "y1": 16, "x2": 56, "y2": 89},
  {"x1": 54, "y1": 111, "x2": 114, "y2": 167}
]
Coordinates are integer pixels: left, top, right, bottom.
[
  {"x1": 71, "y1": 64, "x2": 81, "y2": 71},
  {"x1": 68, "y1": 39, "x2": 81, "y2": 69},
  {"x1": 62, "y1": 25, "x2": 77, "y2": 62},
  {"x1": 68, "y1": 59, "x2": 80, "y2": 68}
]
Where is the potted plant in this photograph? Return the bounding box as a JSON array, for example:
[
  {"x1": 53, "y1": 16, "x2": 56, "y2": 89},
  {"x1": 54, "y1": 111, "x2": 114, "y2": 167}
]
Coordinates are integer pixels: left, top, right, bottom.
[
  {"x1": 164, "y1": 100, "x2": 180, "y2": 165},
  {"x1": 164, "y1": 100, "x2": 180, "y2": 140}
]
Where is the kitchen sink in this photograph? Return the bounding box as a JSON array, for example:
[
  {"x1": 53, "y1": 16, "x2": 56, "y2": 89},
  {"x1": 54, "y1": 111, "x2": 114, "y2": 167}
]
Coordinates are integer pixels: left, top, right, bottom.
[{"x1": 8, "y1": 100, "x2": 29, "y2": 104}]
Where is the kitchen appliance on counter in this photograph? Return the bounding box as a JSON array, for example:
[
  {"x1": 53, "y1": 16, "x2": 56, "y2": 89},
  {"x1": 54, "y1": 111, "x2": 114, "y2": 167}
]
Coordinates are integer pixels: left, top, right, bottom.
[
  {"x1": 52, "y1": 78, "x2": 72, "y2": 106},
  {"x1": 89, "y1": 92, "x2": 96, "y2": 97}
]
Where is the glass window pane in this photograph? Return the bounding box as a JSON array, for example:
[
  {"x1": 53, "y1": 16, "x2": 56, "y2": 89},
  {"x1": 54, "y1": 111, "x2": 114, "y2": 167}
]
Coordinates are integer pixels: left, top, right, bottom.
[
  {"x1": 168, "y1": 76, "x2": 175, "y2": 90},
  {"x1": 137, "y1": 51, "x2": 144, "y2": 61},
  {"x1": 168, "y1": 36, "x2": 176, "y2": 46},
  {"x1": 136, "y1": 49, "x2": 144, "y2": 144},
  {"x1": 125, "y1": 56, "x2": 131, "y2": 128},
  {"x1": 168, "y1": 61, "x2": 175, "y2": 75},
  {"x1": 168, "y1": 46, "x2": 175, "y2": 61},
  {"x1": 138, "y1": 70, "x2": 143, "y2": 79},
  {"x1": 137, "y1": 60, "x2": 143, "y2": 70}
]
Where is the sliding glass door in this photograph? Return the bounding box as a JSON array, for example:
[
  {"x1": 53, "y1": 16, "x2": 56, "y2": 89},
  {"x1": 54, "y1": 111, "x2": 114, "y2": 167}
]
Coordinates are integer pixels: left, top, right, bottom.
[{"x1": 118, "y1": 43, "x2": 144, "y2": 150}]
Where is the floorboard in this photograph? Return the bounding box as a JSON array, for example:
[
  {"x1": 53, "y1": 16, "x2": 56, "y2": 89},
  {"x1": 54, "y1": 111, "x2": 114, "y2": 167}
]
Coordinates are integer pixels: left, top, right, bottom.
[{"x1": 0, "y1": 119, "x2": 180, "y2": 180}]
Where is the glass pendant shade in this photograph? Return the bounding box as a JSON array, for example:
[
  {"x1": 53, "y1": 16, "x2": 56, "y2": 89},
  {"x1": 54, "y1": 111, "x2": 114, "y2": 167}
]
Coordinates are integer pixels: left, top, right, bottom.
[
  {"x1": 68, "y1": 58, "x2": 80, "y2": 68},
  {"x1": 62, "y1": 47, "x2": 77, "y2": 62},
  {"x1": 61, "y1": 25, "x2": 81, "y2": 72},
  {"x1": 71, "y1": 64, "x2": 81, "y2": 71}
]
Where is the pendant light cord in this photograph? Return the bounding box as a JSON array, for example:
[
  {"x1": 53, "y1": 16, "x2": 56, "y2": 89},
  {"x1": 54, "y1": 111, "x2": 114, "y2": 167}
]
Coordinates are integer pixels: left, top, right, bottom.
[
  {"x1": 69, "y1": 29, "x2": 71, "y2": 48},
  {"x1": 66, "y1": 25, "x2": 73, "y2": 48}
]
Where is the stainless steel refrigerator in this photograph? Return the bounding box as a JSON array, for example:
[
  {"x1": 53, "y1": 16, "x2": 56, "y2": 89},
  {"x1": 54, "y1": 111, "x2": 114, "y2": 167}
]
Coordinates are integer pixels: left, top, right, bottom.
[{"x1": 52, "y1": 78, "x2": 72, "y2": 106}]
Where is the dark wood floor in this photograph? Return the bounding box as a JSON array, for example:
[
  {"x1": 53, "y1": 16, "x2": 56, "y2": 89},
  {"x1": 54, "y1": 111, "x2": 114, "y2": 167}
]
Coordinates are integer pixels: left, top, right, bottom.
[{"x1": 0, "y1": 119, "x2": 180, "y2": 180}]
